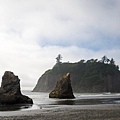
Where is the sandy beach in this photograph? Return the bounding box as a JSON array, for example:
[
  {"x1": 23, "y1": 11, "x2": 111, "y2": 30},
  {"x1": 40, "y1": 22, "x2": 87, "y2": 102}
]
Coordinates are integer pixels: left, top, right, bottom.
[{"x1": 0, "y1": 105, "x2": 120, "y2": 120}]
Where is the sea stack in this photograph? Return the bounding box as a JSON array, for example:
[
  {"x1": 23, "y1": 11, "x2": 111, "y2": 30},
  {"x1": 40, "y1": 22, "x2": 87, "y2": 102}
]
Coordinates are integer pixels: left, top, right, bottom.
[
  {"x1": 0, "y1": 71, "x2": 33, "y2": 105},
  {"x1": 49, "y1": 73, "x2": 75, "y2": 99}
]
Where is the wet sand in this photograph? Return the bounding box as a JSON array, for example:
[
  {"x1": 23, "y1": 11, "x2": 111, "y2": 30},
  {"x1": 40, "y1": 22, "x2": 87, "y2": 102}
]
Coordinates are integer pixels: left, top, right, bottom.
[{"x1": 0, "y1": 105, "x2": 120, "y2": 120}]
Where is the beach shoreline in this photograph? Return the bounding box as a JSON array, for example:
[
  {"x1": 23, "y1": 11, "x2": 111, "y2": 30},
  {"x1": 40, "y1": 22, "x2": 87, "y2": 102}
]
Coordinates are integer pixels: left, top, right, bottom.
[{"x1": 0, "y1": 104, "x2": 120, "y2": 120}]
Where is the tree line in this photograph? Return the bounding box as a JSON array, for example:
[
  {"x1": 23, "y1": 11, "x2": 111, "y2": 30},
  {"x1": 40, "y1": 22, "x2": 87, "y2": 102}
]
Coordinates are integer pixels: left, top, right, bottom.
[
  {"x1": 79, "y1": 55, "x2": 119, "y2": 70},
  {"x1": 55, "y1": 54, "x2": 119, "y2": 70}
]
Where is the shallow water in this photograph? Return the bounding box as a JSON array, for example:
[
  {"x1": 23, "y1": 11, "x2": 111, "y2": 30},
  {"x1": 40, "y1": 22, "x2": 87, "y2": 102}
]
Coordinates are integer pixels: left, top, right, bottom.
[{"x1": 0, "y1": 91, "x2": 120, "y2": 111}]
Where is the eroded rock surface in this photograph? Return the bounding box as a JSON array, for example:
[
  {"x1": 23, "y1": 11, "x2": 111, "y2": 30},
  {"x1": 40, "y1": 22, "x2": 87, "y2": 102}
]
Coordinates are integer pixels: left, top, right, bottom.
[
  {"x1": 49, "y1": 73, "x2": 75, "y2": 99},
  {"x1": 0, "y1": 71, "x2": 33, "y2": 105}
]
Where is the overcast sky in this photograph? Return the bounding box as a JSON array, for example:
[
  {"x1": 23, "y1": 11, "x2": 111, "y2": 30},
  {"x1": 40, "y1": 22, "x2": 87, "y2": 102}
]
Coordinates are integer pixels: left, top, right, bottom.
[{"x1": 0, "y1": 0, "x2": 120, "y2": 90}]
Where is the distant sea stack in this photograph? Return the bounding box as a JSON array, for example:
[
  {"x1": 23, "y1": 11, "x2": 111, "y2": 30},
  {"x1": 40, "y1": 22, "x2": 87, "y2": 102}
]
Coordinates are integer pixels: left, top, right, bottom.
[
  {"x1": 33, "y1": 58, "x2": 120, "y2": 93},
  {"x1": 49, "y1": 73, "x2": 75, "y2": 99},
  {"x1": 0, "y1": 71, "x2": 33, "y2": 105}
]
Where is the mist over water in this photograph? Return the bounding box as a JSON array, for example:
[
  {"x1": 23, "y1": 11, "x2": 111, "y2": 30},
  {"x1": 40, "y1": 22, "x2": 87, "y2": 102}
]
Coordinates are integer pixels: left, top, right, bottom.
[{"x1": 0, "y1": 91, "x2": 120, "y2": 112}]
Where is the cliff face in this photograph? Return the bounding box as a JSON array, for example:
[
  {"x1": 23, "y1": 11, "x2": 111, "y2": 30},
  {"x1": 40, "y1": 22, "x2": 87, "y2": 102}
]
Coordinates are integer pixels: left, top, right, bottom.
[{"x1": 33, "y1": 61, "x2": 120, "y2": 93}]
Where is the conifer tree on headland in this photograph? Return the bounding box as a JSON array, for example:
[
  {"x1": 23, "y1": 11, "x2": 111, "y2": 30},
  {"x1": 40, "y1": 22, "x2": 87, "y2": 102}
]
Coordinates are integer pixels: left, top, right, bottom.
[
  {"x1": 110, "y1": 58, "x2": 115, "y2": 65},
  {"x1": 56, "y1": 54, "x2": 62, "y2": 63}
]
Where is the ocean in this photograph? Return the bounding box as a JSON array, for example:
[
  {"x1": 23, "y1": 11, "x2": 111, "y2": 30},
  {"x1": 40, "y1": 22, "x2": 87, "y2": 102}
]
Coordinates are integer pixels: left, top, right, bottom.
[{"x1": 0, "y1": 91, "x2": 120, "y2": 112}]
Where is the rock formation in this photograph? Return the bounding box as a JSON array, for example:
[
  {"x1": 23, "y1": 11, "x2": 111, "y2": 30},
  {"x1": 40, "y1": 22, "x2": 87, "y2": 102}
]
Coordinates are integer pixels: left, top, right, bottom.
[
  {"x1": 0, "y1": 71, "x2": 33, "y2": 105},
  {"x1": 33, "y1": 61, "x2": 120, "y2": 93},
  {"x1": 49, "y1": 73, "x2": 75, "y2": 99}
]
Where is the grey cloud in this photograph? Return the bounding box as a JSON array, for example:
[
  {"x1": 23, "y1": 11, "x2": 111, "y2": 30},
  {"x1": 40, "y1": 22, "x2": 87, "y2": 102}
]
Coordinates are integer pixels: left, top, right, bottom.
[{"x1": 0, "y1": 0, "x2": 120, "y2": 90}]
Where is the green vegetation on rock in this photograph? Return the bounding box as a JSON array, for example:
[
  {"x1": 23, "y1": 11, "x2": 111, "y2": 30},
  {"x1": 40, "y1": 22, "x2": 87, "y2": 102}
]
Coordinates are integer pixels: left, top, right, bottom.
[{"x1": 33, "y1": 56, "x2": 120, "y2": 93}]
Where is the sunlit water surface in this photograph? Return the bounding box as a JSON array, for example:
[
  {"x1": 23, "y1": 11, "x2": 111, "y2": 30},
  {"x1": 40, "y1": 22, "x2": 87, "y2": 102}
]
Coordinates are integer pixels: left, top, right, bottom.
[{"x1": 0, "y1": 91, "x2": 120, "y2": 111}]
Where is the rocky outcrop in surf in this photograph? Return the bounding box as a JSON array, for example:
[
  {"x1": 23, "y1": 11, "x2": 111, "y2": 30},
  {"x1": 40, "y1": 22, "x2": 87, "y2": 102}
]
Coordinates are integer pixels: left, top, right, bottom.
[
  {"x1": 49, "y1": 73, "x2": 75, "y2": 99},
  {"x1": 0, "y1": 71, "x2": 33, "y2": 105}
]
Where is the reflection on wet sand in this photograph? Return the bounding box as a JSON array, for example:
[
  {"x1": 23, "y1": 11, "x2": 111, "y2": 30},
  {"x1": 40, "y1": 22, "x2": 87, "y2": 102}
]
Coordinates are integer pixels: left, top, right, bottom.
[
  {"x1": 0, "y1": 104, "x2": 33, "y2": 111},
  {"x1": 50, "y1": 97, "x2": 120, "y2": 105}
]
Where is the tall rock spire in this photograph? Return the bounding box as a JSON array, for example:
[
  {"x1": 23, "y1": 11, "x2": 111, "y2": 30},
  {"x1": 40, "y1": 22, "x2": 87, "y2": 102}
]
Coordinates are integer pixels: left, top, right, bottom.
[
  {"x1": 0, "y1": 71, "x2": 33, "y2": 105},
  {"x1": 49, "y1": 73, "x2": 75, "y2": 99}
]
